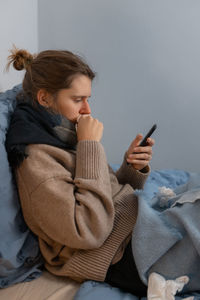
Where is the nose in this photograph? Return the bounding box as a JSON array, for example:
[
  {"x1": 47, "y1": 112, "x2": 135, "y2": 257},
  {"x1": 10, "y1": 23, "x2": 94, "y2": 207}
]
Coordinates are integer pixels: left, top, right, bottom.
[{"x1": 79, "y1": 100, "x2": 91, "y2": 115}]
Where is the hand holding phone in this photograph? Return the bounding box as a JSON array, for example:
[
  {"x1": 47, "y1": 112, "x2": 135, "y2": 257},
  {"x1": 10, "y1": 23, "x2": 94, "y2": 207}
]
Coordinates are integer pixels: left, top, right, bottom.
[
  {"x1": 139, "y1": 124, "x2": 157, "y2": 147},
  {"x1": 126, "y1": 124, "x2": 156, "y2": 170}
]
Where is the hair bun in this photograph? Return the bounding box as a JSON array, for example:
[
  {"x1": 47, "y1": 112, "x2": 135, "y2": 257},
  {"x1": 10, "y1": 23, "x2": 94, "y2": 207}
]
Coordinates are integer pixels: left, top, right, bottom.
[{"x1": 7, "y1": 45, "x2": 34, "y2": 71}]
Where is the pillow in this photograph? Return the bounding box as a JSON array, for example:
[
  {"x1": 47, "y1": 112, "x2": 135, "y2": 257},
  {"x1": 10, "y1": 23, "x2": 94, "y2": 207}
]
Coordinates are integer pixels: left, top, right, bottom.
[{"x1": 0, "y1": 85, "x2": 43, "y2": 288}]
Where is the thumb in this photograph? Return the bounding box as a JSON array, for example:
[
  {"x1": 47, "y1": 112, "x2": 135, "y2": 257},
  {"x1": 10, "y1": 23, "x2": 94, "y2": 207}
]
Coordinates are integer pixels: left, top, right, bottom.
[{"x1": 127, "y1": 134, "x2": 143, "y2": 154}]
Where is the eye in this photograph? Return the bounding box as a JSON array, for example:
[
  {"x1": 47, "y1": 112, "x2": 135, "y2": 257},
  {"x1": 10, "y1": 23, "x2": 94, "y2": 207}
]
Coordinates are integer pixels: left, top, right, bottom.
[{"x1": 73, "y1": 98, "x2": 82, "y2": 103}]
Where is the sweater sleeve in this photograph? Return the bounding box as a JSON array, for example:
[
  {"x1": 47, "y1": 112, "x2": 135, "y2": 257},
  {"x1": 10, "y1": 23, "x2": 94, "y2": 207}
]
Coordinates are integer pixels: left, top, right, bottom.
[
  {"x1": 115, "y1": 152, "x2": 150, "y2": 190},
  {"x1": 17, "y1": 141, "x2": 114, "y2": 250}
]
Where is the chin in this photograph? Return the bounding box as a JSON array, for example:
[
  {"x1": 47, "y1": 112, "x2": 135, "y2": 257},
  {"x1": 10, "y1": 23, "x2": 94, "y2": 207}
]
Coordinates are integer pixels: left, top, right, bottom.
[
  {"x1": 62, "y1": 114, "x2": 77, "y2": 123},
  {"x1": 71, "y1": 117, "x2": 78, "y2": 124}
]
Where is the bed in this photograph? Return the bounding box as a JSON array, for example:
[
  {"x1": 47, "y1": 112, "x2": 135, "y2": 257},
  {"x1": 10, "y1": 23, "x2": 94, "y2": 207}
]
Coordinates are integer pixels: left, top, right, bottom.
[
  {"x1": 0, "y1": 271, "x2": 80, "y2": 300},
  {"x1": 1, "y1": 167, "x2": 200, "y2": 299},
  {"x1": 1, "y1": 86, "x2": 200, "y2": 299},
  {"x1": 74, "y1": 168, "x2": 200, "y2": 300}
]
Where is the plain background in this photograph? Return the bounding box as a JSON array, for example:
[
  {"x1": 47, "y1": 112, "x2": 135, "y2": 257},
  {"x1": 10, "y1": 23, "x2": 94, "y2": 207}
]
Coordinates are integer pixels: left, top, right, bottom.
[
  {"x1": 0, "y1": 0, "x2": 38, "y2": 91},
  {"x1": 1, "y1": 0, "x2": 200, "y2": 171}
]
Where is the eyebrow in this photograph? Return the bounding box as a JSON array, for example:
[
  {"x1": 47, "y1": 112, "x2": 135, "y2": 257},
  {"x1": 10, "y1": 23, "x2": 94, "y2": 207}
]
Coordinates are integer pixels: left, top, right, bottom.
[{"x1": 71, "y1": 95, "x2": 91, "y2": 98}]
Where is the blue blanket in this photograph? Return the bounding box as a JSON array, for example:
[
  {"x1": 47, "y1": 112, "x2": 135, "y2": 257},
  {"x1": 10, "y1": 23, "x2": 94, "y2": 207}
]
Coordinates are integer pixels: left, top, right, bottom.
[
  {"x1": 75, "y1": 169, "x2": 200, "y2": 300},
  {"x1": 0, "y1": 85, "x2": 43, "y2": 288},
  {"x1": 132, "y1": 171, "x2": 200, "y2": 293}
]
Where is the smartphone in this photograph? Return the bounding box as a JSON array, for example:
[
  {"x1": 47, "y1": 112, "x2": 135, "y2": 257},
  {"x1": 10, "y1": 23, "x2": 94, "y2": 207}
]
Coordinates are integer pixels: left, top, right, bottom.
[{"x1": 139, "y1": 124, "x2": 157, "y2": 146}]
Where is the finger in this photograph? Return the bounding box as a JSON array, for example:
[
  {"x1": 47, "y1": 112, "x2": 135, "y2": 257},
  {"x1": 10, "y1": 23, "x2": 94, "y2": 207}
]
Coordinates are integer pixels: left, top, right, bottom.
[
  {"x1": 134, "y1": 153, "x2": 152, "y2": 160},
  {"x1": 76, "y1": 115, "x2": 87, "y2": 125},
  {"x1": 127, "y1": 153, "x2": 152, "y2": 161},
  {"x1": 127, "y1": 134, "x2": 143, "y2": 154},
  {"x1": 79, "y1": 114, "x2": 92, "y2": 121},
  {"x1": 133, "y1": 146, "x2": 153, "y2": 155},
  {"x1": 76, "y1": 115, "x2": 82, "y2": 123},
  {"x1": 146, "y1": 137, "x2": 155, "y2": 147},
  {"x1": 127, "y1": 159, "x2": 149, "y2": 166},
  {"x1": 135, "y1": 134, "x2": 143, "y2": 146}
]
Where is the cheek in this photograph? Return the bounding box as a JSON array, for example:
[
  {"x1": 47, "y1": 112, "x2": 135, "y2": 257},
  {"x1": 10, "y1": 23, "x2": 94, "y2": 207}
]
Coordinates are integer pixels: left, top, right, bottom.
[{"x1": 59, "y1": 103, "x2": 80, "y2": 122}]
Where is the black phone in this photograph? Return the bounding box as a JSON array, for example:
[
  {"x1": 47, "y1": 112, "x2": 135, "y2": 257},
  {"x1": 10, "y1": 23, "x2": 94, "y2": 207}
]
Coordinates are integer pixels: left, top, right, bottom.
[{"x1": 139, "y1": 124, "x2": 157, "y2": 147}]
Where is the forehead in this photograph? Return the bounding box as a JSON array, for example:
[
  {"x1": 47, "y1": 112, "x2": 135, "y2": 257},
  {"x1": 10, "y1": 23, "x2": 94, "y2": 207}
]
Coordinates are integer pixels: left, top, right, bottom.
[{"x1": 69, "y1": 75, "x2": 92, "y2": 95}]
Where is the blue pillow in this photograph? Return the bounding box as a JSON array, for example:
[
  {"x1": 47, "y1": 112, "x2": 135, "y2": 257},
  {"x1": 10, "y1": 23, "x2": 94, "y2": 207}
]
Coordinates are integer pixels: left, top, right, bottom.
[{"x1": 0, "y1": 85, "x2": 43, "y2": 288}]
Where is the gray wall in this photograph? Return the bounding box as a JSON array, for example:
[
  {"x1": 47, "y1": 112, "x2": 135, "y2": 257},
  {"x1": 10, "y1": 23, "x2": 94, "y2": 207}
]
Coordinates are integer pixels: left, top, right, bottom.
[
  {"x1": 38, "y1": 0, "x2": 200, "y2": 172},
  {"x1": 0, "y1": 0, "x2": 38, "y2": 91}
]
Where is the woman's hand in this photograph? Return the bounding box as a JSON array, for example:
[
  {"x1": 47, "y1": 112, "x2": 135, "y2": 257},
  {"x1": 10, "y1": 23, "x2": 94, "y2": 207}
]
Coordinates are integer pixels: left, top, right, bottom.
[
  {"x1": 76, "y1": 115, "x2": 104, "y2": 142},
  {"x1": 126, "y1": 134, "x2": 155, "y2": 171}
]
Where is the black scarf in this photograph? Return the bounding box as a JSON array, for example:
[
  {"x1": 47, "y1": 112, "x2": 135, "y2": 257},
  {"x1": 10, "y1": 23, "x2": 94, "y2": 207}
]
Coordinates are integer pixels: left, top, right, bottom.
[{"x1": 6, "y1": 99, "x2": 77, "y2": 168}]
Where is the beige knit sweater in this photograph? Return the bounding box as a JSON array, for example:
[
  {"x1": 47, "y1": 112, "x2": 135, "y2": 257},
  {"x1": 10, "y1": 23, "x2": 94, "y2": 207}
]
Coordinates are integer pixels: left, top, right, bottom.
[{"x1": 16, "y1": 140, "x2": 149, "y2": 283}]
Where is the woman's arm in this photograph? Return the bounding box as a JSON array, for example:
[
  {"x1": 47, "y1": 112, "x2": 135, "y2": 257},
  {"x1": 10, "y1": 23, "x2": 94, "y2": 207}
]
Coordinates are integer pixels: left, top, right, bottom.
[
  {"x1": 115, "y1": 152, "x2": 150, "y2": 190},
  {"x1": 115, "y1": 134, "x2": 154, "y2": 189},
  {"x1": 16, "y1": 141, "x2": 114, "y2": 250}
]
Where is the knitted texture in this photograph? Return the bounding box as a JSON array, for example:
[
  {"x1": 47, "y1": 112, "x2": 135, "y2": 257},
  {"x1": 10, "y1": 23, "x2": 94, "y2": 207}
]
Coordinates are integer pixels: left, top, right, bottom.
[{"x1": 16, "y1": 141, "x2": 149, "y2": 283}]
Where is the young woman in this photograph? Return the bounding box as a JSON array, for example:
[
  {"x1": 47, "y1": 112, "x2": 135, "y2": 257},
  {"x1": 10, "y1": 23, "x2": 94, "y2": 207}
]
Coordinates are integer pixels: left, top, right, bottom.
[{"x1": 6, "y1": 47, "x2": 154, "y2": 297}]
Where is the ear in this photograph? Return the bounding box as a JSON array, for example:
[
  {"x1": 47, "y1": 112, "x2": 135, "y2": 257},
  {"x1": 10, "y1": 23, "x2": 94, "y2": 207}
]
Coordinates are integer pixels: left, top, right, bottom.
[{"x1": 36, "y1": 89, "x2": 52, "y2": 108}]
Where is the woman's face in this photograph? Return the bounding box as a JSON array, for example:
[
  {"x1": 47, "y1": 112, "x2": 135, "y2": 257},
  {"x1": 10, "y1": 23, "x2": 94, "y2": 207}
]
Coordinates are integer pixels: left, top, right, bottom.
[{"x1": 48, "y1": 75, "x2": 92, "y2": 123}]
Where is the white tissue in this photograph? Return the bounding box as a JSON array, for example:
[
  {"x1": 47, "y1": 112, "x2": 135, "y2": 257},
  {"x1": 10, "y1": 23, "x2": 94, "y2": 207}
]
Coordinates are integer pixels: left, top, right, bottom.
[
  {"x1": 147, "y1": 272, "x2": 192, "y2": 300},
  {"x1": 157, "y1": 186, "x2": 176, "y2": 208}
]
